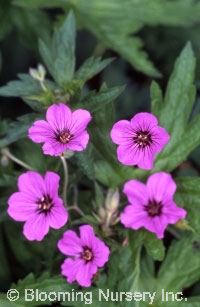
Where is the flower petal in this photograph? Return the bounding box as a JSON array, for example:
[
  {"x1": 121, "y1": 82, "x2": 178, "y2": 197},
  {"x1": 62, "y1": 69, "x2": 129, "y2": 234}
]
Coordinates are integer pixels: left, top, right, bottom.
[
  {"x1": 120, "y1": 204, "x2": 148, "y2": 230},
  {"x1": 44, "y1": 172, "x2": 60, "y2": 199},
  {"x1": 67, "y1": 131, "x2": 89, "y2": 152},
  {"x1": 117, "y1": 144, "x2": 142, "y2": 166},
  {"x1": 110, "y1": 120, "x2": 132, "y2": 145},
  {"x1": 137, "y1": 215, "x2": 167, "y2": 239},
  {"x1": 8, "y1": 192, "x2": 37, "y2": 221},
  {"x1": 152, "y1": 216, "x2": 166, "y2": 239},
  {"x1": 137, "y1": 148, "x2": 155, "y2": 170},
  {"x1": 46, "y1": 103, "x2": 72, "y2": 131},
  {"x1": 163, "y1": 200, "x2": 187, "y2": 224},
  {"x1": 58, "y1": 230, "x2": 82, "y2": 256},
  {"x1": 79, "y1": 225, "x2": 95, "y2": 248},
  {"x1": 92, "y1": 239, "x2": 110, "y2": 267},
  {"x1": 42, "y1": 141, "x2": 67, "y2": 156},
  {"x1": 23, "y1": 214, "x2": 50, "y2": 241},
  {"x1": 18, "y1": 171, "x2": 46, "y2": 199},
  {"x1": 48, "y1": 199, "x2": 68, "y2": 229},
  {"x1": 131, "y1": 112, "x2": 158, "y2": 131},
  {"x1": 151, "y1": 126, "x2": 170, "y2": 152},
  {"x1": 61, "y1": 258, "x2": 78, "y2": 283},
  {"x1": 28, "y1": 120, "x2": 53, "y2": 143},
  {"x1": 76, "y1": 261, "x2": 97, "y2": 287},
  {"x1": 70, "y1": 109, "x2": 92, "y2": 135},
  {"x1": 123, "y1": 180, "x2": 148, "y2": 206},
  {"x1": 147, "y1": 172, "x2": 176, "y2": 203}
]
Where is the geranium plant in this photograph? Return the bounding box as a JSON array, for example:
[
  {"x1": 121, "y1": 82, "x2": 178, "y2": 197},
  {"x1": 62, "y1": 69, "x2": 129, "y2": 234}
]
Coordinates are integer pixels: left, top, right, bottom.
[{"x1": 1, "y1": 3, "x2": 200, "y2": 307}]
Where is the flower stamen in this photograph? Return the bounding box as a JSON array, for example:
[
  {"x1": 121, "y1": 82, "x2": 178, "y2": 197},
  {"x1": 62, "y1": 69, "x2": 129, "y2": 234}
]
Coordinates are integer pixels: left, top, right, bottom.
[
  {"x1": 57, "y1": 130, "x2": 72, "y2": 144},
  {"x1": 81, "y1": 247, "x2": 93, "y2": 262},
  {"x1": 133, "y1": 130, "x2": 152, "y2": 149},
  {"x1": 38, "y1": 195, "x2": 53, "y2": 213},
  {"x1": 146, "y1": 200, "x2": 162, "y2": 217}
]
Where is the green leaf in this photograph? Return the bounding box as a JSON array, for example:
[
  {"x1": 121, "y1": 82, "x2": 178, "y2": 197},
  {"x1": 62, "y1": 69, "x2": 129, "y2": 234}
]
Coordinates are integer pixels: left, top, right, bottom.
[
  {"x1": 143, "y1": 231, "x2": 165, "y2": 261},
  {"x1": 0, "y1": 74, "x2": 41, "y2": 97},
  {"x1": 159, "y1": 42, "x2": 196, "y2": 135},
  {"x1": 96, "y1": 33, "x2": 161, "y2": 77},
  {"x1": 94, "y1": 181, "x2": 104, "y2": 208},
  {"x1": 80, "y1": 85, "x2": 125, "y2": 113},
  {"x1": 0, "y1": 73, "x2": 55, "y2": 111},
  {"x1": 175, "y1": 176, "x2": 200, "y2": 235},
  {"x1": 74, "y1": 144, "x2": 95, "y2": 180},
  {"x1": 0, "y1": 113, "x2": 40, "y2": 148},
  {"x1": 0, "y1": 272, "x2": 76, "y2": 306},
  {"x1": 177, "y1": 297, "x2": 200, "y2": 307},
  {"x1": 15, "y1": 0, "x2": 200, "y2": 76},
  {"x1": 151, "y1": 42, "x2": 200, "y2": 174},
  {"x1": 0, "y1": 227, "x2": 11, "y2": 290},
  {"x1": 0, "y1": 295, "x2": 22, "y2": 307},
  {"x1": 39, "y1": 11, "x2": 75, "y2": 85},
  {"x1": 15, "y1": 139, "x2": 57, "y2": 173},
  {"x1": 157, "y1": 234, "x2": 200, "y2": 294},
  {"x1": 150, "y1": 80, "x2": 163, "y2": 118},
  {"x1": 12, "y1": 8, "x2": 51, "y2": 52},
  {"x1": 13, "y1": 0, "x2": 66, "y2": 8},
  {"x1": 3, "y1": 220, "x2": 47, "y2": 274},
  {"x1": 75, "y1": 57, "x2": 114, "y2": 83}
]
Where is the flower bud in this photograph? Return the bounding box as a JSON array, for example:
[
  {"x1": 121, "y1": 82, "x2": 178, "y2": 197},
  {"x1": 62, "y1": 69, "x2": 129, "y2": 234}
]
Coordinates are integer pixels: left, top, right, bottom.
[
  {"x1": 105, "y1": 189, "x2": 120, "y2": 212},
  {"x1": 98, "y1": 207, "x2": 107, "y2": 220},
  {"x1": 175, "y1": 219, "x2": 193, "y2": 231},
  {"x1": 29, "y1": 64, "x2": 46, "y2": 82},
  {"x1": 29, "y1": 68, "x2": 39, "y2": 80},
  {"x1": 1, "y1": 154, "x2": 9, "y2": 167},
  {"x1": 38, "y1": 64, "x2": 46, "y2": 80}
]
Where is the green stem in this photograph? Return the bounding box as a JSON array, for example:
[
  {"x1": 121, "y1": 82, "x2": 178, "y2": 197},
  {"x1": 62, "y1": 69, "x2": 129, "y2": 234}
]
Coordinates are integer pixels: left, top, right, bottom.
[
  {"x1": 167, "y1": 226, "x2": 181, "y2": 239},
  {"x1": 68, "y1": 206, "x2": 84, "y2": 216},
  {"x1": 40, "y1": 80, "x2": 48, "y2": 92},
  {"x1": 60, "y1": 155, "x2": 68, "y2": 208},
  {"x1": 1, "y1": 148, "x2": 33, "y2": 170}
]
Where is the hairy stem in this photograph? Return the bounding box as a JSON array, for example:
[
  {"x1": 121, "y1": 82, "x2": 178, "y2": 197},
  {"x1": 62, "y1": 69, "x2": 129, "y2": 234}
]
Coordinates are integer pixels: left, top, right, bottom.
[{"x1": 1, "y1": 148, "x2": 33, "y2": 170}]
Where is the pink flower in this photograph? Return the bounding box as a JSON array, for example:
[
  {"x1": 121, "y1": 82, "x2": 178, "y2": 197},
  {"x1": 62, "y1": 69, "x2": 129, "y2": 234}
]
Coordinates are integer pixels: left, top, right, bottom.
[
  {"x1": 58, "y1": 225, "x2": 110, "y2": 287},
  {"x1": 28, "y1": 103, "x2": 92, "y2": 156},
  {"x1": 110, "y1": 112, "x2": 170, "y2": 170},
  {"x1": 120, "y1": 172, "x2": 186, "y2": 239},
  {"x1": 8, "y1": 171, "x2": 68, "y2": 241}
]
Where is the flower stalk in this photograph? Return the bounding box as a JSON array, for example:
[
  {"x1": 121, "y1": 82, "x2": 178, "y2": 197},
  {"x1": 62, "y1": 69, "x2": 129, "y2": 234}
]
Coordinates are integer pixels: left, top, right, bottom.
[
  {"x1": 60, "y1": 155, "x2": 68, "y2": 208},
  {"x1": 1, "y1": 148, "x2": 33, "y2": 170}
]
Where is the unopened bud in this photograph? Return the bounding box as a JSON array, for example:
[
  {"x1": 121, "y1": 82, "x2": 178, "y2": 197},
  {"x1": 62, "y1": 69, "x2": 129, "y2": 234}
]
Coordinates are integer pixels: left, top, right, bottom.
[
  {"x1": 29, "y1": 68, "x2": 39, "y2": 80},
  {"x1": 175, "y1": 219, "x2": 193, "y2": 231},
  {"x1": 105, "y1": 189, "x2": 120, "y2": 212},
  {"x1": 1, "y1": 154, "x2": 9, "y2": 167},
  {"x1": 29, "y1": 64, "x2": 46, "y2": 82},
  {"x1": 98, "y1": 207, "x2": 107, "y2": 220},
  {"x1": 38, "y1": 64, "x2": 46, "y2": 80}
]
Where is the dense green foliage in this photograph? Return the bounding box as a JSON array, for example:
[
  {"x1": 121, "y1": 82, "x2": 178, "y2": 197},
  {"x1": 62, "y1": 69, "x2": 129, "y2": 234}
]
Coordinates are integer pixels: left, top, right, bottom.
[{"x1": 1, "y1": 1, "x2": 200, "y2": 306}]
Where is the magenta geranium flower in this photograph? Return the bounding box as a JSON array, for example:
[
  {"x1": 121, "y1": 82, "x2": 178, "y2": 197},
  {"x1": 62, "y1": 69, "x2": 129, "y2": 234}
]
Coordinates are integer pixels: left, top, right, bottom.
[
  {"x1": 110, "y1": 112, "x2": 170, "y2": 170},
  {"x1": 28, "y1": 103, "x2": 92, "y2": 156},
  {"x1": 8, "y1": 171, "x2": 68, "y2": 241},
  {"x1": 120, "y1": 172, "x2": 186, "y2": 239},
  {"x1": 58, "y1": 225, "x2": 110, "y2": 287}
]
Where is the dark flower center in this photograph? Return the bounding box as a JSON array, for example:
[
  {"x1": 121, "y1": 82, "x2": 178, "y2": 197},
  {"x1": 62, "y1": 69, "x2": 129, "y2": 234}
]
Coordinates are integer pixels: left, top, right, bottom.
[
  {"x1": 37, "y1": 195, "x2": 53, "y2": 214},
  {"x1": 57, "y1": 129, "x2": 72, "y2": 144},
  {"x1": 81, "y1": 247, "x2": 93, "y2": 262},
  {"x1": 146, "y1": 200, "x2": 162, "y2": 217},
  {"x1": 133, "y1": 130, "x2": 152, "y2": 148}
]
